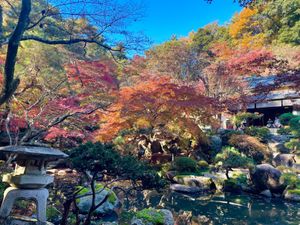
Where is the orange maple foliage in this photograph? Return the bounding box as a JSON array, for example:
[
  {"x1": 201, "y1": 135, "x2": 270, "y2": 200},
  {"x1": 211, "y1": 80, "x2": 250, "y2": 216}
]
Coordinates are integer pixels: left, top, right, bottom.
[{"x1": 96, "y1": 75, "x2": 220, "y2": 142}]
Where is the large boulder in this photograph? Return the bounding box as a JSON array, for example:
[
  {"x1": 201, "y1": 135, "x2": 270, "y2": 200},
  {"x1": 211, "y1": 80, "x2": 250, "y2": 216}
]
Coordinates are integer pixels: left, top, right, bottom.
[
  {"x1": 131, "y1": 208, "x2": 174, "y2": 225},
  {"x1": 250, "y1": 164, "x2": 286, "y2": 194},
  {"x1": 77, "y1": 185, "x2": 120, "y2": 215},
  {"x1": 283, "y1": 189, "x2": 300, "y2": 202},
  {"x1": 170, "y1": 184, "x2": 203, "y2": 193},
  {"x1": 273, "y1": 154, "x2": 296, "y2": 167},
  {"x1": 268, "y1": 142, "x2": 290, "y2": 154},
  {"x1": 173, "y1": 175, "x2": 216, "y2": 192}
]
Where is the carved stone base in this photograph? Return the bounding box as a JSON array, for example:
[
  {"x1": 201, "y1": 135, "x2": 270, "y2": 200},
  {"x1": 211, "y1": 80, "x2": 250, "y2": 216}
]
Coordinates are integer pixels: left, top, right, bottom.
[
  {"x1": 1, "y1": 216, "x2": 53, "y2": 225},
  {"x1": 0, "y1": 187, "x2": 49, "y2": 223}
]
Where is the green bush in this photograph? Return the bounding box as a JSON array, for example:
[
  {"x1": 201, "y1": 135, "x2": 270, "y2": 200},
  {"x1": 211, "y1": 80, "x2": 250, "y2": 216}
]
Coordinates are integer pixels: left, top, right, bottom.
[
  {"x1": 174, "y1": 157, "x2": 197, "y2": 173},
  {"x1": 215, "y1": 146, "x2": 254, "y2": 170},
  {"x1": 244, "y1": 126, "x2": 271, "y2": 142},
  {"x1": 280, "y1": 173, "x2": 300, "y2": 189},
  {"x1": 209, "y1": 135, "x2": 222, "y2": 153},
  {"x1": 229, "y1": 134, "x2": 270, "y2": 163},
  {"x1": 231, "y1": 112, "x2": 263, "y2": 127},
  {"x1": 284, "y1": 138, "x2": 300, "y2": 152},
  {"x1": 279, "y1": 113, "x2": 296, "y2": 126},
  {"x1": 289, "y1": 116, "x2": 300, "y2": 137},
  {"x1": 47, "y1": 206, "x2": 61, "y2": 222},
  {"x1": 277, "y1": 127, "x2": 292, "y2": 135}
]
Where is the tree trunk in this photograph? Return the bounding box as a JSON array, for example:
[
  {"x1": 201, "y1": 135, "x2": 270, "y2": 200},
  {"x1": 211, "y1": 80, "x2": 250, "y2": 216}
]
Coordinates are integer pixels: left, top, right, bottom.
[
  {"x1": 225, "y1": 168, "x2": 230, "y2": 180},
  {"x1": 0, "y1": 5, "x2": 3, "y2": 47},
  {"x1": 0, "y1": 0, "x2": 31, "y2": 105},
  {"x1": 60, "y1": 199, "x2": 73, "y2": 225}
]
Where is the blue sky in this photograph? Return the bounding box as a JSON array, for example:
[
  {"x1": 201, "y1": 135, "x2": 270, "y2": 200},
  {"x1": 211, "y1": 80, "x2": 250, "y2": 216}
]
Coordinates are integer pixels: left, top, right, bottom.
[{"x1": 134, "y1": 0, "x2": 242, "y2": 45}]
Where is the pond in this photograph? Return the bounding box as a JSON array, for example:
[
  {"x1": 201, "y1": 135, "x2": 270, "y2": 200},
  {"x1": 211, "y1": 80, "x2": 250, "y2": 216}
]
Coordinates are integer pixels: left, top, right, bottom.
[{"x1": 125, "y1": 191, "x2": 300, "y2": 225}]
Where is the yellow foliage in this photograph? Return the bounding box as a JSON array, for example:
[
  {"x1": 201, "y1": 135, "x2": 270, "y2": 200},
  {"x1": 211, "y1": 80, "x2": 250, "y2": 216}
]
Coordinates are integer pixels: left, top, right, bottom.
[
  {"x1": 135, "y1": 117, "x2": 151, "y2": 128},
  {"x1": 229, "y1": 8, "x2": 258, "y2": 39},
  {"x1": 229, "y1": 7, "x2": 267, "y2": 48}
]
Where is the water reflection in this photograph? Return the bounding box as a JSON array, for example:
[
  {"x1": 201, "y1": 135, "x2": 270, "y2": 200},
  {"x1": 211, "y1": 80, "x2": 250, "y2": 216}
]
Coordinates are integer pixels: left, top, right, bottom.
[{"x1": 124, "y1": 191, "x2": 300, "y2": 225}]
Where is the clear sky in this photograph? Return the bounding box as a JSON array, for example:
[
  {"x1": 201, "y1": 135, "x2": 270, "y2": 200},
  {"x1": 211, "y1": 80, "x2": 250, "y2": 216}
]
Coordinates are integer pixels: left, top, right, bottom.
[{"x1": 135, "y1": 0, "x2": 242, "y2": 45}]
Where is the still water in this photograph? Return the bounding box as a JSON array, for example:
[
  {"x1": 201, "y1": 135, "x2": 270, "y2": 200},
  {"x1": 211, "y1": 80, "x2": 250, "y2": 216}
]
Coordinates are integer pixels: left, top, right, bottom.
[{"x1": 127, "y1": 191, "x2": 300, "y2": 225}]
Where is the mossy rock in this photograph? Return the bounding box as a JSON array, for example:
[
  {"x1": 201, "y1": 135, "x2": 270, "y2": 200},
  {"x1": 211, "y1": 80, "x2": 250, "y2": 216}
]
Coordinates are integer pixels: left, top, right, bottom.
[
  {"x1": 76, "y1": 184, "x2": 119, "y2": 215},
  {"x1": 131, "y1": 208, "x2": 174, "y2": 225},
  {"x1": 173, "y1": 175, "x2": 216, "y2": 191},
  {"x1": 284, "y1": 189, "x2": 300, "y2": 202}
]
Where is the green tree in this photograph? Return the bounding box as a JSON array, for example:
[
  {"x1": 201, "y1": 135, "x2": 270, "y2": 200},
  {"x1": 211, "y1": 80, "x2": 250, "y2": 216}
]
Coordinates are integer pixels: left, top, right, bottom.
[{"x1": 215, "y1": 146, "x2": 254, "y2": 179}]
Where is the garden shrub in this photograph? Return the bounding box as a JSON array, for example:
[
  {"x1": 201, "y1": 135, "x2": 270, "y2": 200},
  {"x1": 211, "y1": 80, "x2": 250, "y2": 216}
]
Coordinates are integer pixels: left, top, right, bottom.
[
  {"x1": 244, "y1": 126, "x2": 271, "y2": 142},
  {"x1": 276, "y1": 165, "x2": 300, "y2": 174},
  {"x1": 47, "y1": 206, "x2": 61, "y2": 223},
  {"x1": 289, "y1": 116, "x2": 300, "y2": 137},
  {"x1": 174, "y1": 157, "x2": 197, "y2": 173},
  {"x1": 219, "y1": 129, "x2": 243, "y2": 146},
  {"x1": 277, "y1": 127, "x2": 292, "y2": 135},
  {"x1": 198, "y1": 160, "x2": 209, "y2": 170},
  {"x1": 209, "y1": 135, "x2": 222, "y2": 153},
  {"x1": 284, "y1": 138, "x2": 300, "y2": 153},
  {"x1": 70, "y1": 142, "x2": 165, "y2": 190},
  {"x1": 231, "y1": 112, "x2": 262, "y2": 127},
  {"x1": 158, "y1": 163, "x2": 172, "y2": 177},
  {"x1": 229, "y1": 134, "x2": 271, "y2": 163},
  {"x1": 279, "y1": 113, "x2": 296, "y2": 126},
  {"x1": 280, "y1": 173, "x2": 300, "y2": 189},
  {"x1": 119, "y1": 211, "x2": 136, "y2": 224},
  {"x1": 215, "y1": 147, "x2": 254, "y2": 170}
]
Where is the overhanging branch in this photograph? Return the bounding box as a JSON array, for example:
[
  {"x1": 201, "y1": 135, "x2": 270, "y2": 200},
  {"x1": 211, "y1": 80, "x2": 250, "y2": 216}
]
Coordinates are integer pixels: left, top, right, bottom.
[{"x1": 21, "y1": 35, "x2": 121, "y2": 52}]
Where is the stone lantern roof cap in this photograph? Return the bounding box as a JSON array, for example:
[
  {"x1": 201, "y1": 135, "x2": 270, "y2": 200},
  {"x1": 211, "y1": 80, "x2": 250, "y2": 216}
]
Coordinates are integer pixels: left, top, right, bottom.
[{"x1": 0, "y1": 145, "x2": 68, "y2": 160}]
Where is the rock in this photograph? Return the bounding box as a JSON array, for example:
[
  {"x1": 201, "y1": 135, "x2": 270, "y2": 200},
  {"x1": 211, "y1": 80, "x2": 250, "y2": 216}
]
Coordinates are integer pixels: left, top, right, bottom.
[
  {"x1": 273, "y1": 154, "x2": 296, "y2": 167},
  {"x1": 292, "y1": 164, "x2": 300, "y2": 170},
  {"x1": 3, "y1": 216, "x2": 54, "y2": 225},
  {"x1": 192, "y1": 215, "x2": 212, "y2": 225},
  {"x1": 170, "y1": 184, "x2": 203, "y2": 193},
  {"x1": 46, "y1": 169, "x2": 57, "y2": 174},
  {"x1": 57, "y1": 170, "x2": 67, "y2": 176},
  {"x1": 173, "y1": 175, "x2": 216, "y2": 192},
  {"x1": 284, "y1": 190, "x2": 300, "y2": 202},
  {"x1": 250, "y1": 164, "x2": 286, "y2": 194},
  {"x1": 165, "y1": 171, "x2": 176, "y2": 181},
  {"x1": 160, "y1": 209, "x2": 174, "y2": 225},
  {"x1": 131, "y1": 208, "x2": 174, "y2": 225},
  {"x1": 65, "y1": 168, "x2": 73, "y2": 173},
  {"x1": 131, "y1": 218, "x2": 146, "y2": 225},
  {"x1": 268, "y1": 142, "x2": 290, "y2": 154},
  {"x1": 77, "y1": 185, "x2": 119, "y2": 215},
  {"x1": 260, "y1": 189, "x2": 272, "y2": 198}
]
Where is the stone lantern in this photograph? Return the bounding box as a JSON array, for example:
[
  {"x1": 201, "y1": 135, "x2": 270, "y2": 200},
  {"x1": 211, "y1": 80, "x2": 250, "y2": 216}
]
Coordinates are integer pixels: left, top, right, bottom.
[{"x1": 0, "y1": 145, "x2": 68, "y2": 225}]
